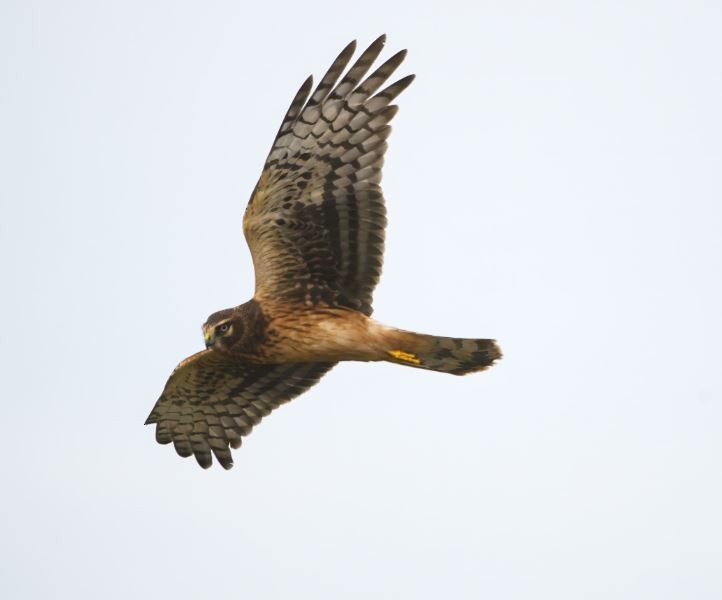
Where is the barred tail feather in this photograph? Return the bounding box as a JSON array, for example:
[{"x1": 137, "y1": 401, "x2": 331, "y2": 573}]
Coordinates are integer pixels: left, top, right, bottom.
[{"x1": 385, "y1": 332, "x2": 502, "y2": 375}]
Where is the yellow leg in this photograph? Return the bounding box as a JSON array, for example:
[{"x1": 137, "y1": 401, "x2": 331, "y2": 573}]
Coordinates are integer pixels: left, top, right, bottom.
[{"x1": 386, "y1": 349, "x2": 422, "y2": 365}]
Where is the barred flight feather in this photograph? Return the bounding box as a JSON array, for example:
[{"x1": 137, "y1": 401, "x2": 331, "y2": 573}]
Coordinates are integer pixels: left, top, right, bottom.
[
  {"x1": 245, "y1": 34, "x2": 414, "y2": 316},
  {"x1": 145, "y1": 350, "x2": 335, "y2": 469}
]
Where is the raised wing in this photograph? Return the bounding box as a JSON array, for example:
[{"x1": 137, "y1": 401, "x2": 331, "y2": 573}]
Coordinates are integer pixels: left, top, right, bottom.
[
  {"x1": 145, "y1": 350, "x2": 335, "y2": 469},
  {"x1": 244, "y1": 35, "x2": 414, "y2": 316}
]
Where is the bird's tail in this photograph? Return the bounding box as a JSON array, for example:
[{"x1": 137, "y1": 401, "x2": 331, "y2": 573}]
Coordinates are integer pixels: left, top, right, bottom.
[{"x1": 383, "y1": 329, "x2": 502, "y2": 375}]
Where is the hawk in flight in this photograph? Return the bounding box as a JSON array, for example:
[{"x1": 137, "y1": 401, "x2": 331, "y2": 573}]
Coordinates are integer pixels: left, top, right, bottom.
[{"x1": 146, "y1": 36, "x2": 501, "y2": 469}]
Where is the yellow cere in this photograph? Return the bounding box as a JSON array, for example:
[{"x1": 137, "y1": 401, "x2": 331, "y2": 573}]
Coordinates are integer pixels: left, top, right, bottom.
[{"x1": 387, "y1": 350, "x2": 421, "y2": 365}]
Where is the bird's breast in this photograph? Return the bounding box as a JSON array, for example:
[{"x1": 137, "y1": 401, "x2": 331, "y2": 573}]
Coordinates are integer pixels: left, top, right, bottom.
[{"x1": 259, "y1": 305, "x2": 385, "y2": 363}]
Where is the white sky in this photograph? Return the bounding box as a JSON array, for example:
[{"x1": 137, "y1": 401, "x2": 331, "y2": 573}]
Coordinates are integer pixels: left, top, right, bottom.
[{"x1": 2, "y1": 1, "x2": 721, "y2": 598}]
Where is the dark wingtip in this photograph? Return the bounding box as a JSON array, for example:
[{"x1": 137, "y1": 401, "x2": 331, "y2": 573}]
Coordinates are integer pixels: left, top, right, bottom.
[
  {"x1": 392, "y1": 73, "x2": 416, "y2": 96},
  {"x1": 331, "y1": 40, "x2": 357, "y2": 74},
  {"x1": 197, "y1": 458, "x2": 213, "y2": 469},
  {"x1": 364, "y1": 35, "x2": 387, "y2": 60}
]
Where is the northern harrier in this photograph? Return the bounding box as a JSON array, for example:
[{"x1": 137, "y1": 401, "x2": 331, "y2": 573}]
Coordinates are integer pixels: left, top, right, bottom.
[{"x1": 145, "y1": 36, "x2": 501, "y2": 469}]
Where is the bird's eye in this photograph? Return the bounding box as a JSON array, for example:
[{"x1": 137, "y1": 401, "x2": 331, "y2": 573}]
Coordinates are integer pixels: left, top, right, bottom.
[{"x1": 218, "y1": 323, "x2": 230, "y2": 333}]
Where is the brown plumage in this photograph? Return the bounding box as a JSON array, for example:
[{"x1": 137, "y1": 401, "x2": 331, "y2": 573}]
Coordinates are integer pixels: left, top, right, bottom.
[{"x1": 145, "y1": 36, "x2": 502, "y2": 469}]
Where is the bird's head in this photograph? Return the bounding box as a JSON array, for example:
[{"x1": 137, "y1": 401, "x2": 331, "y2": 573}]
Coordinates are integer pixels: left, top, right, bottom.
[{"x1": 202, "y1": 308, "x2": 243, "y2": 352}]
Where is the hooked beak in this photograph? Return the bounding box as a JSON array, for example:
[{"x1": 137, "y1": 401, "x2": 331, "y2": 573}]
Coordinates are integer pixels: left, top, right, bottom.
[{"x1": 204, "y1": 329, "x2": 214, "y2": 348}]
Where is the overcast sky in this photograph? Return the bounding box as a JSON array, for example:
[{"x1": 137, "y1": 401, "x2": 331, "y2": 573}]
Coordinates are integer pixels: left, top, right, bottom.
[{"x1": 2, "y1": 1, "x2": 721, "y2": 599}]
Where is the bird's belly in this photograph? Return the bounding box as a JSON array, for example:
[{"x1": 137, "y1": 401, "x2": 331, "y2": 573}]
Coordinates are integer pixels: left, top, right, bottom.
[{"x1": 264, "y1": 310, "x2": 387, "y2": 363}]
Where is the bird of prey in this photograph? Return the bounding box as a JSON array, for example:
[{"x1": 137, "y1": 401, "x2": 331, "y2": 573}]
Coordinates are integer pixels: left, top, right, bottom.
[{"x1": 145, "y1": 35, "x2": 501, "y2": 469}]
